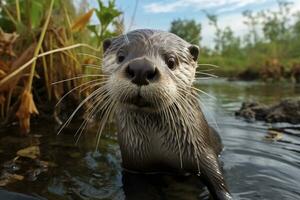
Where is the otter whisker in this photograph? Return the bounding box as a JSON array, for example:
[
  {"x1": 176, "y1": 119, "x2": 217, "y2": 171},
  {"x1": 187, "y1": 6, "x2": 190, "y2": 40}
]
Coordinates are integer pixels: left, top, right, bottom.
[
  {"x1": 81, "y1": 63, "x2": 101, "y2": 67},
  {"x1": 74, "y1": 88, "x2": 110, "y2": 135},
  {"x1": 87, "y1": 89, "x2": 109, "y2": 107},
  {"x1": 197, "y1": 96, "x2": 221, "y2": 133},
  {"x1": 74, "y1": 113, "x2": 93, "y2": 144},
  {"x1": 174, "y1": 92, "x2": 195, "y2": 123},
  {"x1": 77, "y1": 53, "x2": 103, "y2": 61},
  {"x1": 176, "y1": 86, "x2": 220, "y2": 136},
  {"x1": 81, "y1": 63, "x2": 102, "y2": 69},
  {"x1": 95, "y1": 93, "x2": 117, "y2": 151},
  {"x1": 118, "y1": 86, "x2": 130, "y2": 103},
  {"x1": 65, "y1": 95, "x2": 105, "y2": 140},
  {"x1": 51, "y1": 75, "x2": 109, "y2": 85},
  {"x1": 91, "y1": 87, "x2": 120, "y2": 147},
  {"x1": 195, "y1": 72, "x2": 218, "y2": 78},
  {"x1": 94, "y1": 104, "x2": 115, "y2": 149},
  {"x1": 165, "y1": 68, "x2": 215, "y2": 102},
  {"x1": 79, "y1": 80, "x2": 110, "y2": 94},
  {"x1": 175, "y1": 87, "x2": 209, "y2": 131},
  {"x1": 165, "y1": 67, "x2": 215, "y2": 106},
  {"x1": 124, "y1": 34, "x2": 130, "y2": 44},
  {"x1": 76, "y1": 92, "x2": 110, "y2": 139},
  {"x1": 177, "y1": 87, "x2": 208, "y2": 111},
  {"x1": 57, "y1": 86, "x2": 107, "y2": 135},
  {"x1": 197, "y1": 69, "x2": 216, "y2": 72},
  {"x1": 189, "y1": 86, "x2": 217, "y2": 100},
  {"x1": 118, "y1": 83, "x2": 136, "y2": 104},
  {"x1": 194, "y1": 77, "x2": 215, "y2": 80},
  {"x1": 56, "y1": 79, "x2": 105, "y2": 107},
  {"x1": 197, "y1": 63, "x2": 221, "y2": 68},
  {"x1": 78, "y1": 89, "x2": 110, "y2": 129},
  {"x1": 75, "y1": 90, "x2": 112, "y2": 144},
  {"x1": 82, "y1": 65, "x2": 102, "y2": 70}
]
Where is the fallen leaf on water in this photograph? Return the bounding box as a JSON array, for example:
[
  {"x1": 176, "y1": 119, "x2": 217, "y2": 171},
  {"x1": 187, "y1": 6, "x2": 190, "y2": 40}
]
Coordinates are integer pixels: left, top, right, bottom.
[
  {"x1": 0, "y1": 173, "x2": 24, "y2": 186},
  {"x1": 37, "y1": 160, "x2": 57, "y2": 168},
  {"x1": 11, "y1": 174, "x2": 24, "y2": 181},
  {"x1": 16, "y1": 90, "x2": 39, "y2": 135},
  {"x1": 33, "y1": 134, "x2": 43, "y2": 138},
  {"x1": 17, "y1": 146, "x2": 40, "y2": 159},
  {"x1": 265, "y1": 130, "x2": 283, "y2": 141}
]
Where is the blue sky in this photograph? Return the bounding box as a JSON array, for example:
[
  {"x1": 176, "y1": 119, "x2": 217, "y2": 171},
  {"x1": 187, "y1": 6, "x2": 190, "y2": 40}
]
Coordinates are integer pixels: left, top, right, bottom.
[{"x1": 87, "y1": 0, "x2": 300, "y2": 47}]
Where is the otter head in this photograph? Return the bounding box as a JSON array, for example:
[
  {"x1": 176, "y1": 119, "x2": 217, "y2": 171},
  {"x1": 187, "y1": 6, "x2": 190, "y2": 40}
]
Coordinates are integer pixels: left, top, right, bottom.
[{"x1": 102, "y1": 29, "x2": 199, "y2": 112}]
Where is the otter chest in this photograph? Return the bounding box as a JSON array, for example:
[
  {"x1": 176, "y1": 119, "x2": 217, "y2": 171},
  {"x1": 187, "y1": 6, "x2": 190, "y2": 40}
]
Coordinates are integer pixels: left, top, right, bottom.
[{"x1": 116, "y1": 111, "x2": 182, "y2": 172}]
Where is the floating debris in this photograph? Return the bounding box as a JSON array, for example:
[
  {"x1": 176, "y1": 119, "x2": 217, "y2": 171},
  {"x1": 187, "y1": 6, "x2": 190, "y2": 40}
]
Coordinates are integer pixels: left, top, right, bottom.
[
  {"x1": 16, "y1": 146, "x2": 40, "y2": 159},
  {"x1": 0, "y1": 144, "x2": 56, "y2": 186},
  {"x1": 0, "y1": 172, "x2": 24, "y2": 186},
  {"x1": 265, "y1": 130, "x2": 283, "y2": 141}
]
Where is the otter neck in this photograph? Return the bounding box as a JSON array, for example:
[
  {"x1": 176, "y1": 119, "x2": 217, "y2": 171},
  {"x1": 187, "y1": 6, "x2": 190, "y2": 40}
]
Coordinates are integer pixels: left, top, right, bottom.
[{"x1": 115, "y1": 99, "x2": 209, "y2": 171}]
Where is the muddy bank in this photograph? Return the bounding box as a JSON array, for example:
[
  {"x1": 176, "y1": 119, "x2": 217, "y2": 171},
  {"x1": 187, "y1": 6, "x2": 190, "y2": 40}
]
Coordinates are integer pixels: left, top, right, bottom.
[
  {"x1": 230, "y1": 61, "x2": 300, "y2": 82},
  {"x1": 235, "y1": 99, "x2": 300, "y2": 124}
]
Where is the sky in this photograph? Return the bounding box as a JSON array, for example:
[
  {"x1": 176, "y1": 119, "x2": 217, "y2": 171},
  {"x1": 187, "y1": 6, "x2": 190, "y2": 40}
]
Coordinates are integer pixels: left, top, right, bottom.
[{"x1": 86, "y1": 0, "x2": 300, "y2": 47}]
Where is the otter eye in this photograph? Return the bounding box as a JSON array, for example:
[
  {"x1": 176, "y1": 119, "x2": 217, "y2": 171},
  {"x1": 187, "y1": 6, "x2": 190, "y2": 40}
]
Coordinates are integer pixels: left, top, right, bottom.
[
  {"x1": 166, "y1": 57, "x2": 176, "y2": 70},
  {"x1": 117, "y1": 55, "x2": 125, "y2": 63}
]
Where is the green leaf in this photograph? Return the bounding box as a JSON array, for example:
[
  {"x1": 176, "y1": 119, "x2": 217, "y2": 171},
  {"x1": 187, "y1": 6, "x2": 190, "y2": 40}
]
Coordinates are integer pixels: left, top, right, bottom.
[
  {"x1": 87, "y1": 24, "x2": 99, "y2": 37},
  {"x1": 30, "y1": 1, "x2": 43, "y2": 28}
]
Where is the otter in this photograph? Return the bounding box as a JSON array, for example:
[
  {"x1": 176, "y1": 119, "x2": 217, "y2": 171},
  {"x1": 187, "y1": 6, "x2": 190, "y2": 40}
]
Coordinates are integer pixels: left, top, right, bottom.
[{"x1": 100, "y1": 29, "x2": 231, "y2": 200}]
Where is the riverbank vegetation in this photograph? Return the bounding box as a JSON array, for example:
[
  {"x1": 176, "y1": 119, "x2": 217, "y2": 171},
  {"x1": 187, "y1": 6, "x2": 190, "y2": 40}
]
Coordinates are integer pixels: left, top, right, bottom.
[
  {"x1": 170, "y1": 1, "x2": 300, "y2": 81},
  {"x1": 0, "y1": 0, "x2": 122, "y2": 134}
]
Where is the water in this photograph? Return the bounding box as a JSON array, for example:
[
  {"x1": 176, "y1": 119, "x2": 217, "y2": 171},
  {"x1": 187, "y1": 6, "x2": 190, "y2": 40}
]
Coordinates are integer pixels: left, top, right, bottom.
[{"x1": 0, "y1": 79, "x2": 300, "y2": 200}]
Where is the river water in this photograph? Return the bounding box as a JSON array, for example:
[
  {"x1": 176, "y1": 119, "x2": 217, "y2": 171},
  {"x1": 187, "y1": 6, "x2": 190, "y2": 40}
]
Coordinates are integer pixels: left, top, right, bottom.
[{"x1": 0, "y1": 79, "x2": 300, "y2": 200}]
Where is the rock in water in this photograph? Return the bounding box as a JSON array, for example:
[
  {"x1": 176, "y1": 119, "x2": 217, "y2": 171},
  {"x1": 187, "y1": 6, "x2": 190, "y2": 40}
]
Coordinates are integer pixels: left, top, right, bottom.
[{"x1": 236, "y1": 99, "x2": 300, "y2": 124}]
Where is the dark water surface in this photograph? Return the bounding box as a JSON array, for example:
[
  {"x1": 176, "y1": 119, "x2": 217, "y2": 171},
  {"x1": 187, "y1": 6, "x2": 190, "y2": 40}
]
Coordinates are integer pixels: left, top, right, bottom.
[{"x1": 1, "y1": 79, "x2": 300, "y2": 200}]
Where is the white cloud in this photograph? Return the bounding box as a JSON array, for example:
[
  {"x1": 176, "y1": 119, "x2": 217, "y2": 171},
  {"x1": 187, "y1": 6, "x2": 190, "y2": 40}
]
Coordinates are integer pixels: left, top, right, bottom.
[
  {"x1": 145, "y1": 1, "x2": 185, "y2": 13},
  {"x1": 201, "y1": 12, "x2": 248, "y2": 47},
  {"x1": 201, "y1": 0, "x2": 300, "y2": 47},
  {"x1": 144, "y1": 0, "x2": 267, "y2": 14},
  {"x1": 140, "y1": 0, "x2": 300, "y2": 47}
]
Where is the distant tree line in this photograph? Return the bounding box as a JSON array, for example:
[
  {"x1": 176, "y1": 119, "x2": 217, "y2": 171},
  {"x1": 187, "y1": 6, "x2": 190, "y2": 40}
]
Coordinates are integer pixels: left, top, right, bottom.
[{"x1": 170, "y1": 1, "x2": 300, "y2": 78}]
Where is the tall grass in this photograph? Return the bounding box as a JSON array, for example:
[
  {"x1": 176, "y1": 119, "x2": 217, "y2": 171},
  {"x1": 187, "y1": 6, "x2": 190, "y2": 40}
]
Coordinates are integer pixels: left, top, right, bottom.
[{"x1": 0, "y1": 0, "x2": 122, "y2": 134}]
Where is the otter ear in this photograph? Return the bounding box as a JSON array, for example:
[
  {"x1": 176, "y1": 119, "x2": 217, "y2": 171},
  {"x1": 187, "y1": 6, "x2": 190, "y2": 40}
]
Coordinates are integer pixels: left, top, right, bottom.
[
  {"x1": 188, "y1": 45, "x2": 199, "y2": 61},
  {"x1": 103, "y1": 39, "x2": 112, "y2": 53}
]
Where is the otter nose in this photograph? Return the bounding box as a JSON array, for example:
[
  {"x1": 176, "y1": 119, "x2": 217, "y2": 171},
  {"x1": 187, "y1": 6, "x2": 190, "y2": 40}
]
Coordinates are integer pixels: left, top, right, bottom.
[{"x1": 125, "y1": 59, "x2": 157, "y2": 86}]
